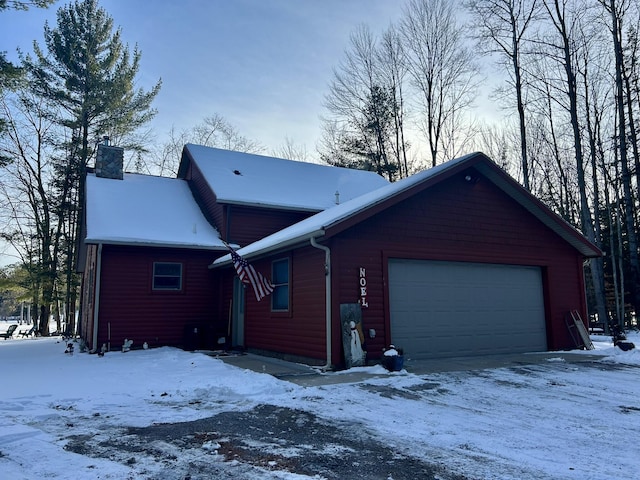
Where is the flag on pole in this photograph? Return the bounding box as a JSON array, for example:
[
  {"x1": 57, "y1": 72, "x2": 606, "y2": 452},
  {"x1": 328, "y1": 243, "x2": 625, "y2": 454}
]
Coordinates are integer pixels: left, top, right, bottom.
[{"x1": 226, "y1": 243, "x2": 274, "y2": 302}]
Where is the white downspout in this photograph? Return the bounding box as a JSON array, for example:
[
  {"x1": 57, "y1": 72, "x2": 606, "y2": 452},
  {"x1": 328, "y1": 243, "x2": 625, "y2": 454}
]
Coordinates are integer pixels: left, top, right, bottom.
[
  {"x1": 310, "y1": 236, "x2": 331, "y2": 370},
  {"x1": 92, "y1": 243, "x2": 103, "y2": 353}
]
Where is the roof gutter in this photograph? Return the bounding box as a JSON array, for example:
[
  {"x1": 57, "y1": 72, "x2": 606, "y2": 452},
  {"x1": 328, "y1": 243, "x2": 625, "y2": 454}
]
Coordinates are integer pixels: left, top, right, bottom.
[
  {"x1": 210, "y1": 228, "x2": 326, "y2": 268},
  {"x1": 84, "y1": 238, "x2": 228, "y2": 252},
  {"x1": 310, "y1": 236, "x2": 332, "y2": 371}
]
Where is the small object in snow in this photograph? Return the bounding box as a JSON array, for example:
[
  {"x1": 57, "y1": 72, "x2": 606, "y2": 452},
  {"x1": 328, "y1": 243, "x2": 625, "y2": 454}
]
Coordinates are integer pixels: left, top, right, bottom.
[
  {"x1": 382, "y1": 345, "x2": 404, "y2": 371},
  {"x1": 382, "y1": 344, "x2": 403, "y2": 356},
  {"x1": 609, "y1": 322, "x2": 636, "y2": 351},
  {"x1": 98, "y1": 343, "x2": 107, "y2": 357},
  {"x1": 202, "y1": 440, "x2": 221, "y2": 451},
  {"x1": 143, "y1": 342, "x2": 149, "y2": 350},
  {"x1": 64, "y1": 343, "x2": 74, "y2": 355},
  {"x1": 616, "y1": 341, "x2": 635, "y2": 351},
  {"x1": 546, "y1": 357, "x2": 566, "y2": 363},
  {"x1": 122, "y1": 338, "x2": 133, "y2": 352}
]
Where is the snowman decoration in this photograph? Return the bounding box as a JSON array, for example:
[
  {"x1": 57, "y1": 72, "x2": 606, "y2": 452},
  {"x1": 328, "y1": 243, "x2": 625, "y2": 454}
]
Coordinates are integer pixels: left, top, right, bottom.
[{"x1": 349, "y1": 320, "x2": 366, "y2": 367}]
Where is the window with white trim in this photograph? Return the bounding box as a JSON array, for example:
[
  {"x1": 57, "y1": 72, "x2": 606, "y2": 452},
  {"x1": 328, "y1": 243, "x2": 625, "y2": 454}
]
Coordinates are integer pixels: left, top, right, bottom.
[
  {"x1": 153, "y1": 262, "x2": 182, "y2": 290},
  {"x1": 271, "y1": 258, "x2": 289, "y2": 311}
]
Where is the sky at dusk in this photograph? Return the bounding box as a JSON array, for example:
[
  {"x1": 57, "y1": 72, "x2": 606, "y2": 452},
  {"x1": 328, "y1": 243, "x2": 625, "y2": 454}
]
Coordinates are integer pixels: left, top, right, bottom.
[{"x1": 1, "y1": 0, "x2": 409, "y2": 156}]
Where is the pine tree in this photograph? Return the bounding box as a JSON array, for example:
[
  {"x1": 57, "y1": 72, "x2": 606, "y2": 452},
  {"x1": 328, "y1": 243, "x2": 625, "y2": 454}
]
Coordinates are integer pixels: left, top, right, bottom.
[
  {"x1": 22, "y1": 0, "x2": 160, "y2": 334},
  {"x1": 0, "y1": 0, "x2": 55, "y2": 150}
]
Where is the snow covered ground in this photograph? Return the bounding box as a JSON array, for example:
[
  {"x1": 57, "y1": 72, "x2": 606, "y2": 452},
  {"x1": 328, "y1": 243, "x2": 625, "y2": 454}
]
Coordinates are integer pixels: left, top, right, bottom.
[{"x1": 0, "y1": 323, "x2": 639, "y2": 479}]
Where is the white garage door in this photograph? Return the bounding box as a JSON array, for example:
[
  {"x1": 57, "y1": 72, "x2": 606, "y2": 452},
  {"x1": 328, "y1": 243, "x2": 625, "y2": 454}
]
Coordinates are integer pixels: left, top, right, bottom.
[{"x1": 388, "y1": 259, "x2": 547, "y2": 359}]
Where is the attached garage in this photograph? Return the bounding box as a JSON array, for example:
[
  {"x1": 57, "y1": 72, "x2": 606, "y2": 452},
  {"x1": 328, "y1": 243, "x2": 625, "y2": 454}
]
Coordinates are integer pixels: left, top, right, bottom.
[
  {"x1": 212, "y1": 151, "x2": 602, "y2": 368},
  {"x1": 388, "y1": 259, "x2": 547, "y2": 359}
]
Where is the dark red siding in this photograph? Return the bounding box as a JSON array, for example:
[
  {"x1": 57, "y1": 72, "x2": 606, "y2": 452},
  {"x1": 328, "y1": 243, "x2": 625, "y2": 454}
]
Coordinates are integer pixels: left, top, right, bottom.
[
  {"x1": 185, "y1": 162, "x2": 227, "y2": 238},
  {"x1": 236, "y1": 246, "x2": 327, "y2": 364},
  {"x1": 226, "y1": 205, "x2": 313, "y2": 246},
  {"x1": 329, "y1": 172, "x2": 588, "y2": 364},
  {"x1": 186, "y1": 160, "x2": 315, "y2": 246},
  {"x1": 222, "y1": 172, "x2": 589, "y2": 367},
  {"x1": 94, "y1": 245, "x2": 223, "y2": 351},
  {"x1": 331, "y1": 243, "x2": 388, "y2": 364}
]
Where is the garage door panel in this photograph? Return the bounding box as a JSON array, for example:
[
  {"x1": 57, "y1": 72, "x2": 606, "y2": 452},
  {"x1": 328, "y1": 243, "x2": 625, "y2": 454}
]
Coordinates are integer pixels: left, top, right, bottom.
[{"x1": 388, "y1": 259, "x2": 547, "y2": 359}]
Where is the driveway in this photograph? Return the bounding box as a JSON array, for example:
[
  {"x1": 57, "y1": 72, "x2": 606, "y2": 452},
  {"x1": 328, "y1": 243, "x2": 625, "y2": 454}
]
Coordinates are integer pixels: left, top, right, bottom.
[
  {"x1": 218, "y1": 350, "x2": 606, "y2": 385},
  {"x1": 58, "y1": 351, "x2": 618, "y2": 480},
  {"x1": 64, "y1": 404, "x2": 465, "y2": 480}
]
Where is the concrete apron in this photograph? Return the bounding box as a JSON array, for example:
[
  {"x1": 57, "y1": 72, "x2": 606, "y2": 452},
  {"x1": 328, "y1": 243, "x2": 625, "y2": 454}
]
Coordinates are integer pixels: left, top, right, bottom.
[{"x1": 216, "y1": 351, "x2": 605, "y2": 387}]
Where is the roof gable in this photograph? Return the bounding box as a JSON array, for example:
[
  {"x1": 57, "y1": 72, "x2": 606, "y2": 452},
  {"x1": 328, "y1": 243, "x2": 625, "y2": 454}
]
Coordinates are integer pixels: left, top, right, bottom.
[
  {"x1": 85, "y1": 173, "x2": 225, "y2": 249},
  {"x1": 211, "y1": 152, "x2": 600, "y2": 266},
  {"x1": 179, "y1": 144, "x2": 390, "y2": 212}
]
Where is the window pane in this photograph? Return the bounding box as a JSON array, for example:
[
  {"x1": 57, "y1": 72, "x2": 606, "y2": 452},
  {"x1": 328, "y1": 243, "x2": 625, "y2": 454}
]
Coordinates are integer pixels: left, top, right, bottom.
[
  {"x1": 272, "y1": 259, "x2": 288, "y2": 284},
  {"x1": 154, "y1": 263, "x2": 181, "y2": 276},
  {"x1": 271, "y1": 258, "x2": 289, "y2": 311},
  {"x1": 154, "y1": 276, "x2": 181, "y2": 290},
  {"x1": 272, "y1": 285, "x2": 289, "y2": 311},
  {"x1": 153, "y1": 262, "x2": 182, "y2": 290}
]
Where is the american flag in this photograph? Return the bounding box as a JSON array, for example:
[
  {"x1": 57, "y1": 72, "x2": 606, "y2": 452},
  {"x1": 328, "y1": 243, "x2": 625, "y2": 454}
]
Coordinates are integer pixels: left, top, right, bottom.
[{"x1": 228, "y1": 246, "x2": 274, "y2": 302}]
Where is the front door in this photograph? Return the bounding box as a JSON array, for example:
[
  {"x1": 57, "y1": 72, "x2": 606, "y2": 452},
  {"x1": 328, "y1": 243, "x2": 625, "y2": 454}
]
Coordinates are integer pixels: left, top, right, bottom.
[{"x1": 232, "y1": 276, "x2": 245, "y2": 347}]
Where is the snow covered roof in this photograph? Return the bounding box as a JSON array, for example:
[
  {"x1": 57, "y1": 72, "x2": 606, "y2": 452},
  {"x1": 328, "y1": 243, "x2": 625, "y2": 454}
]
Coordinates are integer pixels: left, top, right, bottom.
[
  {"x1": 179, "y1": 144, "x2": 390, "y2": 212},
  {"x1": 211, "y1": 152, "x2": 601, "y2": 266},
  {"x1": 85, "y1": 173, "x2": 225, "y2": 249},
  {"x1": 211, "y1": 154, "x2": 476, "y2": 266}
]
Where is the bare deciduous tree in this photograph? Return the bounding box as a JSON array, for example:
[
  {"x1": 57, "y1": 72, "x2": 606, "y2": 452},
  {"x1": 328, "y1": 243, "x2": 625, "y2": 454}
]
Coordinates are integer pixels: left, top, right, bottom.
[
  {"x1": 378, "y1": 24, "x2": 411, "y2": 178},
  {"x1": 150, "y1": 114, "x2": 263, "y2": 177},
  {"x1": 536, "y1": 0, "x2": 607, "y2": 323},
  {"x1": 0, "y1": 85, "x2": 59, "y2": 334},
  {"x1": 400, "y1": 0, "x2": 480, "y2": 166},
  {"x1": 467, "y1": 0, "x2": 540, "y2": 190},
  {"x1": 272, "y1": 136, "x2": 309, "y2": 162},
  {"x1": 321, "y1": 24, "x2": 411, "y2": 180}
]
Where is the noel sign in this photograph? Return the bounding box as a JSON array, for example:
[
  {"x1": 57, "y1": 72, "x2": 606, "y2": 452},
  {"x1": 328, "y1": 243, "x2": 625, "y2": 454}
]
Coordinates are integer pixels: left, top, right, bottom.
[{"x1": 359, "y1": 267, "x2": 368, "y2": 308}]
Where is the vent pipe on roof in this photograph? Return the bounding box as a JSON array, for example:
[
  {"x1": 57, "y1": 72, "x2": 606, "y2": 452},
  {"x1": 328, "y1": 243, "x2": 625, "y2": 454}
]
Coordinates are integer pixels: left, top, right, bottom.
[{"x1": 335, "y1": 191, "x2": 340, "y2": 205}]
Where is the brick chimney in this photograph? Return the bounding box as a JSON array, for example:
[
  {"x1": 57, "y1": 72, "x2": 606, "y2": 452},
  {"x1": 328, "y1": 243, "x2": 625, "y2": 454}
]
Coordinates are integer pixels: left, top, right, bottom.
[{"x1": 95, "y1": 141, "x2": 124, "y2": 180}]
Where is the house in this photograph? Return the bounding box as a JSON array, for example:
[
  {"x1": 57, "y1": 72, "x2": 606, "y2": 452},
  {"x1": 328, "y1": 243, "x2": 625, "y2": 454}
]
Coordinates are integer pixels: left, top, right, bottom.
[
  {"x1": 79, "y1": 143, "x2": 601, "y2": 368},
  {"x1": 79, "y1": 143, "x2": 388, "y2": 353}
]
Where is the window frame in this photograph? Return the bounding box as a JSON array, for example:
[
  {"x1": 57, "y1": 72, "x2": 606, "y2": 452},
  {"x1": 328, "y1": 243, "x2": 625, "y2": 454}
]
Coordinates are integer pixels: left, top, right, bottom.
[
  {"x1": 152, "y1": 262, "x2": 183, "y2": 291},
  {"x1": 270, "y1": 257, "x2": 290, "y2": 312}
]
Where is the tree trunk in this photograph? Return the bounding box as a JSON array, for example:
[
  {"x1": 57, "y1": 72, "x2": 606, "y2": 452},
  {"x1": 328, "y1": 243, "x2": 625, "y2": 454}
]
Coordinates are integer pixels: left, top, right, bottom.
[
  {"x1": 548, "y1": 0, "x2": 603, "y2": 320},
  {"x1": 609, "y1": 0, "x2": 640, "y2": 317},
  {"x1": 512, "y1": 25, "x2": 530, "y2": 191},
  {"x1": 583, "y1": 67, "x2": 608, "y2": 325}
]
